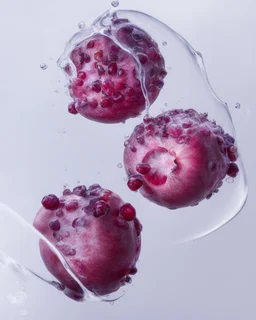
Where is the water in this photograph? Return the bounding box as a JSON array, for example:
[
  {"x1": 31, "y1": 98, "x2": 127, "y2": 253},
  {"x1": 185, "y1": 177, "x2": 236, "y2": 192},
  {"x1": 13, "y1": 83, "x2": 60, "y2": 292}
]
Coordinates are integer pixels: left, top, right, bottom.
[
  {"x1": 0, "y1": 7, "x2": 248, "y2": 306},
  {"x1": 40, "y1": 63, "x2": 48, "y2": 70}
]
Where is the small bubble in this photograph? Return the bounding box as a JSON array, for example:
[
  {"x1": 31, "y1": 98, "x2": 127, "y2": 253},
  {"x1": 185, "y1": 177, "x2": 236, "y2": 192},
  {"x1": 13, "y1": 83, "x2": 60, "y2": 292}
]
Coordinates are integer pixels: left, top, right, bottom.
[
  {"x1": 235, "y1": 103, "x2": 241, "y2": 109},
  {"x1": 117, "y1": 163, "x2": 123, "y2": 168},
  {"x1": 111, "y1": 0, "x2": 119, "y2": 7},
  {"x1": 54, "y1": 90, "x2": 59, "y2": 94},
  {"x1": 226, "y1": 177, "x2": 234, "y2": 184},
  {"x1": 162, "y1": 41, "x2": 167, "y2": 46},
  {"x1": 164, "y1": 102, "x2": 168, "y2": 107},
  {"x1": 124, "y1": 134, "x2": 130, "y2": 139},
  {"x1": 7, "y1": 291, "x2": 27, "y2": 306},
  {"x1": 167, "y1": 66, "x2": 172, "y2": 70},
  {"x1": 123, "y1": 177, "x2": 128, "y2": 182},
  {"x1": 78, "y1": 21, "x2": 85, "y2": 30},
  {"x1": 77, "y1": 180, "x2": 80, "y2": 184},
  {"x1": 20, "y1": 309, "x2": 28, "y2": 316},
  {"x1": 40, "y1": 63, "x2": 48, "y2": 70}
]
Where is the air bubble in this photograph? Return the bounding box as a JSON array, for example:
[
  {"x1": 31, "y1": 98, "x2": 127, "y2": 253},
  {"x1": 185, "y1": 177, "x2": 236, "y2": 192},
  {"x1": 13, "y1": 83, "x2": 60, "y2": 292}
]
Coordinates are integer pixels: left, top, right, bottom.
[
  {"x1": 117, "y1": 163, "x2": 123, "y2": 168},
  {"x1": 40, "y1": 63, "x2": 48, "y2": 70},
  {"x1": 78, "y1": 21, "x2": 86, "y2": 30},
  {"x1": 235, "y1": 102, "x2": 241, "y2": 109},
  {"x1": 111, "y1": 0, "x2": 119, "y2": 7},
  {"x1": 226, "y1": 177, "x2": 235, "y2": 184},
  {"x1": 7, "y1": 291, "x2": 27, "y2": 306},
  {"x1": 162, "y1": 41, "x2": 167, "y2": 46}
]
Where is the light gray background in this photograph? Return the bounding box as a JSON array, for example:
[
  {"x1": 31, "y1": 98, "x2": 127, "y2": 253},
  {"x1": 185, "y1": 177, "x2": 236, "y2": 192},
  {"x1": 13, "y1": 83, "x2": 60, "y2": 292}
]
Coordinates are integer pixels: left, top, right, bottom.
[{"x1": 0, "y1": 0, "x2": 255, "y2": 319}]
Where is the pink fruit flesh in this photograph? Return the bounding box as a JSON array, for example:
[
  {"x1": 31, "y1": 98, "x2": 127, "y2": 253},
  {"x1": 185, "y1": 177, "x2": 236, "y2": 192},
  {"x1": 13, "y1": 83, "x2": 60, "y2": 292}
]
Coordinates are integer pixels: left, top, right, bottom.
[
  {"x1": 64, "y1": 18, "x2": 166, "y2": 123},
  {"x1": 124, "y1": 109, "x2": 239, "y2": 209},
  {"x1": 33, "y1": 185, "x2": 141, "y2": 299}
]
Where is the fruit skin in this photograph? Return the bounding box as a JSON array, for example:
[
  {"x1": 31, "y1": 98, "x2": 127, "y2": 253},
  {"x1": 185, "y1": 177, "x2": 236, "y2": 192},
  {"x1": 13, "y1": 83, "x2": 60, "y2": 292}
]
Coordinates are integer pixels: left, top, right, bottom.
[
  {"x1": 124, "y1": 109, "x2": 239, "y2": 209},
  {"x1": 64, "y1": 18, "x2": 166, "y2": 123},
  {"x1": 33, "y1": 185, "x2": 142, "y2": 299}
]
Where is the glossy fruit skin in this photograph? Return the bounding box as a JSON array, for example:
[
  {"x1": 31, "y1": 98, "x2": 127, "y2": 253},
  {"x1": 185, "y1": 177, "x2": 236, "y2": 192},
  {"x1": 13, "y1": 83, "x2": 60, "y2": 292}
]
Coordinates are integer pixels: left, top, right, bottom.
[
  {"x1": 64, "y1": 18, "x2": 166, "y2": 123},
  {"x1": 124, "y1": 109, "x2": 239, "y2": 209},
  {"x1": 33, "y1": 185, "x2": 142, "y2": 299}
]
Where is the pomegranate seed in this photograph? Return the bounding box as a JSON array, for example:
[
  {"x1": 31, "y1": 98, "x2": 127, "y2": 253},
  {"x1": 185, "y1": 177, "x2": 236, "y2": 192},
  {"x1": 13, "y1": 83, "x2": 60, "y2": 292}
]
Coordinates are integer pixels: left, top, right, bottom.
[
  {"x1": 93, "y1": 200, "x2": 110, "y2": 217},
  {"x1": 77, "y1": 71, "x2": 86, "y2": 80},
  {"x1": 84, "y1": 54, "x2": 91, "y2": 63},
  {"x1": 112, "y1": 92, "x2": 124, "y2": 103},
  {"x1": 127, "y1": 175, "x2": 143, "y2": 191},
  {"x1": 86, "y1": 40, "x2": 95, "y2": 49},
  {"x1": 108, "y1": 62, "x2": 118, "y2": 75},
  {"x1": 91, "y1": 80, "x2": 102, "y2": 93},
  {"x1": 136, "y1": 163, "x2": 151, "y2": 175},
  {"x1": 97, "y1": 64, "x2": 105, "y2": 76},
  {"x1": 68, "y1": 103, "x2": 78, "y2": 115},
  {"x1": 66, "y1": 200, "x2": 79, "y2": 211},
  {"x1": 49, "y1": 220, "x2": 61, "y2": 231},
  {"x1": 42, "y1": 195, "x2": 60, "y2": 210},
  {"x1": 227, "y1": 146, "x2": 238, "y2": 162},
  {"x1": 138, "y1": 54, "x2": 148, "y2": 64},
  {"x1": 56, "y1": 209, "x2": 64, "y2": 217},
  {"x1": 74, "y1": 78, "x2": 84, "y2": 87},
  {"x1": 73, "y1": 185, "x2": 87, "y2": 197},
  {"x1": 120, "y1": 203, "x2": 136, "y2": 221},
  {"x1": 94, "y1": 50, "x2": 103, "y2": 61},
  {"x1": 134, "y1": 218, "x2": 143, "y2": 236},
  {"x1": 227, "y1": 163, "x2": 239, "y2": 178},
  {"x1": 129, "y1": 267, "x2": 138, "y2": 275},
  {"x1": 89, "y1": 99, "x2": 98, "y2": 108},
  {"x1": 102, "y1": 80, "x2": 115, "y2": 96},
  {"x1": 100, "y1": 98, "x2": 113, "y2": 108}
]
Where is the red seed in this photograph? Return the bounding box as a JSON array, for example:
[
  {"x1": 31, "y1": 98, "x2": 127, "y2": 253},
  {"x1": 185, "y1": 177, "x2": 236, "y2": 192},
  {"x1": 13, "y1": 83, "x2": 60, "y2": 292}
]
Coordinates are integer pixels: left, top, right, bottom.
[
  {"x1": 124, "y1": 86, "x2": 135, "y2": 97},
  {"x1": 227, "y1": 163, "x2": 239, "y2": 178},
  {"x1": 93, "y1": 200, "x2": 110, "y2": 218},
  {"x1": 227, "y1": 146, "x2": 238, "y2": 162},
  {"x1": 66, "y1": 200, "x2": 79, "y2": 211},
  {"x1": 129, "y1": 267, "x2": 137, "y2": 275},
  {"x1": 42, "y1": 195, "x2": 60, "y2": 210},
  {"x1": 127, "y1": 175, "x2": 143, "y2": 191},
  {"x1": 102, "y1": 80, "x2": 115, "y2": 96},
  {"x1": 94, "y1": 50, "x2": 103, "y2": 61},
  {"x1": 120, "y1": 203, "x2": 136, "y2": 221},
  {"x1": 138, "y1": 54, "x2": 148, "y2": 64},
  {"x1": 68, "y1": 102, "x2": 78, "y2": 115},
  {"x1": 77, "y1": 71, "x2": 86, "y2": 80},
  {"x1": 97, "y1": 64, "x2": 105, "y2": 76},
  {"x1": 112, "y1": 92, "x2": 124, "y2": 103},
  {"x1": 107, "y1": 62, "x2": 118, "y2": 75},
  {"x1": 136, "y1": 163, "x2": 151, "y2": 175},
  {"x1": 83, "y1": 54, "x2": 91, "y2": 63},
  {"x1": 56, "y1": 209, "x2": 64, "y2": 217},
  {"x1": 86, "y1": 40, "x2": 95, "y2": 49},
  {"x1": 100, "y1": 98, "x2": 113, "y2": 108},
  {"x1": 91, "y1": 80, "x2": 102, "y2": 93},
  {"x1": 73, "y1": 185, "x2": 87, "y2": 197},
  {"x1": 49, "y1": 220, "x2": 61, "y2": 231},
  {"x1": 74, "y1": 78, "x2": 84, "y2": 87}
]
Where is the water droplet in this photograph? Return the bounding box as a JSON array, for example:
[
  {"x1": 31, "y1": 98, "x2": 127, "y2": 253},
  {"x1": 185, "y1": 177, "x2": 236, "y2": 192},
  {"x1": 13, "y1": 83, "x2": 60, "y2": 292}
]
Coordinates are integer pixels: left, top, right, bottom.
[
  {"x1": 78, "y1": 21, "x2": 85, "y2": 30},
  {"x1": 77, "y1": 180, "x2": 80, "y2": 184},
  {"x1": 111, "y1": 0, "x2": 119, "y2": 7},
  {"x1": 124, "y1": 134, "x2": 130, "y2": 139},
  {"x1": 40, "y1": 63, "x2": 48, "y2": 70},
  {"x1": 226, "y1": 177, "x2": 234, "y2": 184},
  {"x1": 117, "y1": 163, "x2": 123, "y2": 168},
  {"x1": 235, "y1": 102, "x2": 241, "y2": 109},
  {"x1": 162, "y1": 41, "x2": 167, "y2": 46},
  {"x1": 164, "y1": 102, "x2": 168, "y2": 107},
  {"x1": 123, "y1": 177, "x2": 128, "y2": 182}
]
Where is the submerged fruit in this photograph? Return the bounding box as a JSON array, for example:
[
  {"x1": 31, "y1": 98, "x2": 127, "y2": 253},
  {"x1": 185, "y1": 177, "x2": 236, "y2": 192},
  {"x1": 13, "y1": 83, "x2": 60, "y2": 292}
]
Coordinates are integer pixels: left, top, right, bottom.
[
  {"x1": 33, "y1": 185, "x2": 141, "y2": 300},
  {"x1": 124, "y1": 109, "x2": 239, "y2": 209},
  {"x1": 63, "y1": 17, "x2": 166, "y2": 123}
]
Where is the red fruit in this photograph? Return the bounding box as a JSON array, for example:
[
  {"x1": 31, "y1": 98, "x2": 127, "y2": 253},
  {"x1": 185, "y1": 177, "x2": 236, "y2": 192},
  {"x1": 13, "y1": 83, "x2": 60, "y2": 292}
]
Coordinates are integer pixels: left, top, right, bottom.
[
  {"x1": 33, "y1": 185, "x2": 141, "y2": 299},
  {"x1": 64, "y1": 18, "x2": 166, "y2": 123},
  {"x1": 124, "y1": 109, "x2": 239, "y2": 209}
]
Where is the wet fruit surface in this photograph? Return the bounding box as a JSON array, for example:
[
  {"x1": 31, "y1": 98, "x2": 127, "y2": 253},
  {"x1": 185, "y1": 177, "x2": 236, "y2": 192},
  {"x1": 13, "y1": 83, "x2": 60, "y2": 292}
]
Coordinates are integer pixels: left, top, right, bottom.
[
  {"x1": 124, "y1": 109, "x2": 239, "y2": 209},
  {"x1": 33, "y1": 185, "x2": 141, "y2": 299},
  {"x1": 63, "y1": 17, "x2": 166, "y2": 123}
]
